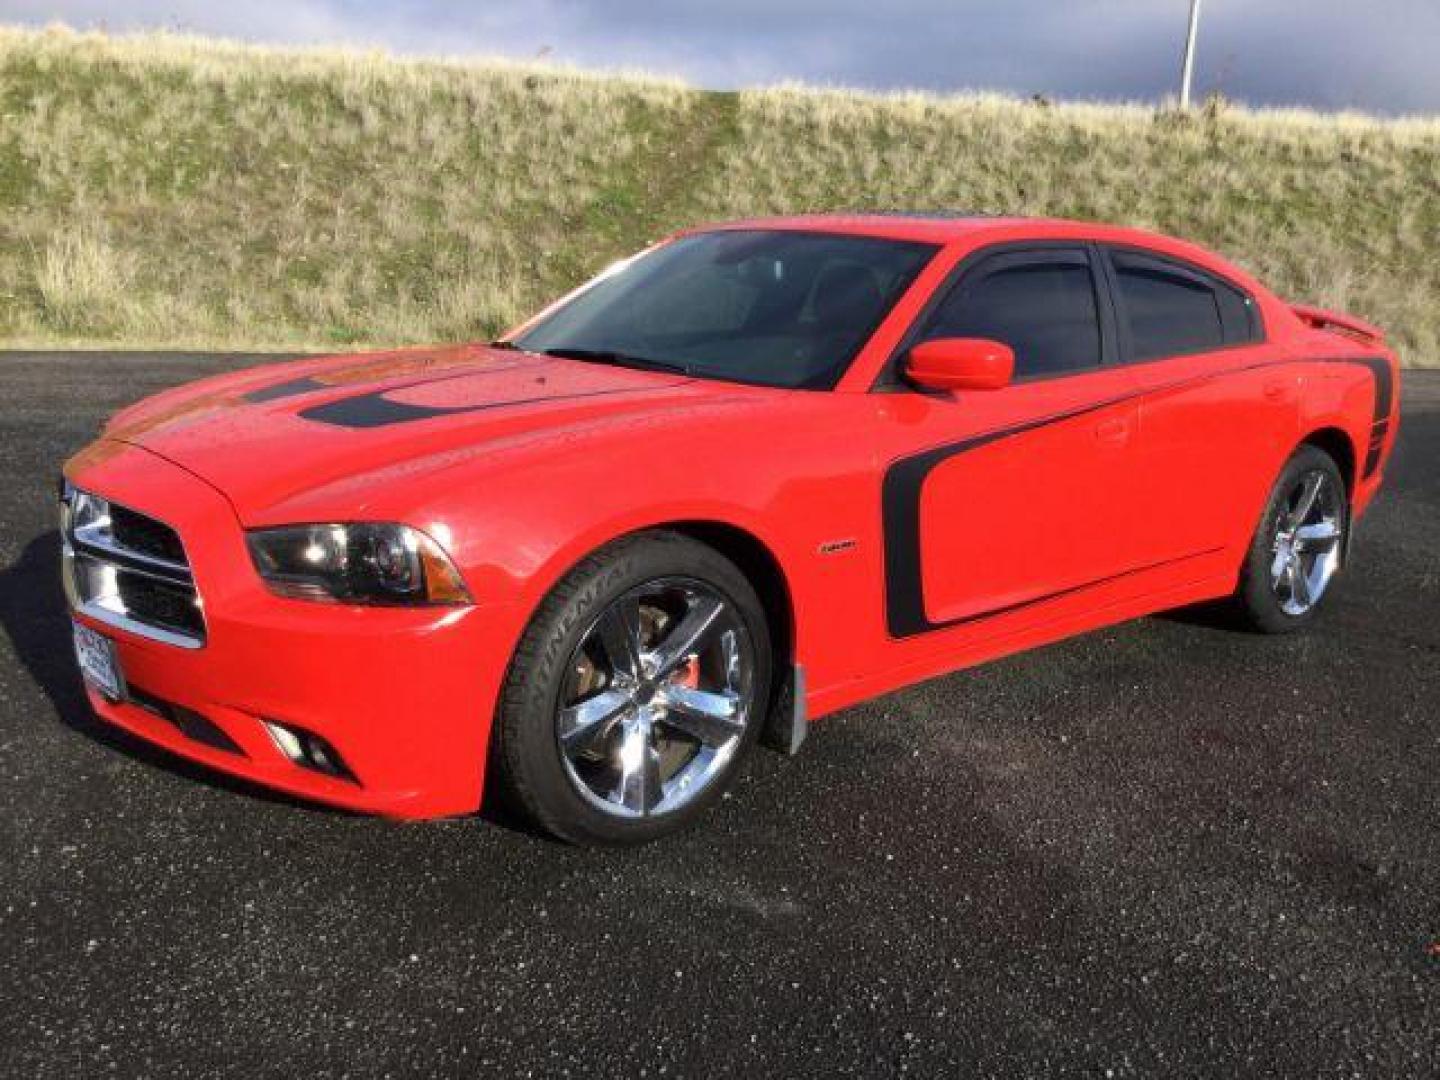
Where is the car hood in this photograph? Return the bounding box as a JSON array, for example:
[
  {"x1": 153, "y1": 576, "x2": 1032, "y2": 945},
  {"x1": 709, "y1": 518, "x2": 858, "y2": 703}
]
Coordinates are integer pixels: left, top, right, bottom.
[{"x1": 102, "y1": 343, "x2": 709, "y2": 520}]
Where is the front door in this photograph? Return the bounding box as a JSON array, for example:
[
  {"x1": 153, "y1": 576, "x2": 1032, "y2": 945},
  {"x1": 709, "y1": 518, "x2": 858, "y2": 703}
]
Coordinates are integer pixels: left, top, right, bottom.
[{"x1": 877, "y1": 247, "x2": 1145, "y2": 640}]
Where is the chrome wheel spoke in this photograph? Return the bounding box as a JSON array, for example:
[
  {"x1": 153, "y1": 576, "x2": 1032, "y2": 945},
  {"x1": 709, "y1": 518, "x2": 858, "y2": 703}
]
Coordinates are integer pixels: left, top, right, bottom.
[
  {"x1": 1288, "y1": 473, "x2": 1324, "y2": 529},
  {"x1": 649, "y1": 595, "x2": 725, "y2": 677},
  {"x1": 1270, "y1": 547, "x2": 1291, "y2": 584},
  {"x1": 1288, "y1": 558, "x2": 1312, "y2": 607},
  {"x1": 596, "y1": 596, "x2": 643, "y2": 680},
  {"x1": 614, "y1": 712, "x2": 662, "y2": 815},
  {"x1": 1294, "y1": 521, "x2": 1340, "y2": 552},
  {"x1": 659, "y1": 685, "x2": 744, "y2": 747},
  {"x1": 558, "y1": 689, "x2": 631, "y2": 752}
]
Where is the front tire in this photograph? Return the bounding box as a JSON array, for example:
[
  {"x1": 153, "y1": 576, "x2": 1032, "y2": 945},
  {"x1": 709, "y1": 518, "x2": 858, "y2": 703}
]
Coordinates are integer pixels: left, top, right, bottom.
[
  {"x1": 493, "y1": 531, "x2": 772, "y2": 846},
  {"x1": 1233, "y1": 445, "x2": 1348, "y2": 633}
]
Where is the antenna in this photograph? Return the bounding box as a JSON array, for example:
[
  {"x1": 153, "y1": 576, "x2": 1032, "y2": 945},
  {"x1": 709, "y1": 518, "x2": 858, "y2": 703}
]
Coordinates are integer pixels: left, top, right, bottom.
[{"x1": 1179, "y1": 0, "x2": 1203, "y2": 109}]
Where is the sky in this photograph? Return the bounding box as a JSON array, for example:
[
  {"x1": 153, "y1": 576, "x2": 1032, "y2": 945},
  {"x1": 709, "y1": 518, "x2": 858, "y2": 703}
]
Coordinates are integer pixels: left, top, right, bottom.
[{"x1": 2, "y1": 0, "x2": 1437, "y2": 115}]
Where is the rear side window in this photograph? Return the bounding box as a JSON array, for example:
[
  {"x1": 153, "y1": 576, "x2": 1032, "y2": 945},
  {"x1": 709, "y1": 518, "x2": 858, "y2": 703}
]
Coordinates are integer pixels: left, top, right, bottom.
[
  {"x1": 1110, "y1": 251, "x2": 1259, "y2": 361},
  {"x1": 920, "y1": 255, "x2": 1102, "y2": 379}
]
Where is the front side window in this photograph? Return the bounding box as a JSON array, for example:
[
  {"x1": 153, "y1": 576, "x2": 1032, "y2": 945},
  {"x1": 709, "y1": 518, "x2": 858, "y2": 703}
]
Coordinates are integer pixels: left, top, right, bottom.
[
  {"x1": 1110, "y1": 251, "x2": 1258, "y2": 361},
  {"x1": 514, "y1": 231, "x2": 937, "y2": 389},
  {"x1": 918, "y1": 254, "x2": 1103, "y2": 379}
]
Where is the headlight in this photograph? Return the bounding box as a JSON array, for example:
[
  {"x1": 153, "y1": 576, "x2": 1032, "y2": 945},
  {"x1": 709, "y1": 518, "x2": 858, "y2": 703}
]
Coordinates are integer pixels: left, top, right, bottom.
[{"x1": 247, "y1": 523, "x2": 471, "y2": 606}]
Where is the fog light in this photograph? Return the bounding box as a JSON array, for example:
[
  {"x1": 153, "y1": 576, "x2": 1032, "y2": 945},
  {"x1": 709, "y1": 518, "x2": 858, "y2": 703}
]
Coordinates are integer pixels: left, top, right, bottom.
[
  {"x1": 264, "y1": 720, "x2": 304, "y2": 760},
  {"x1": 262, "y1": 720, "x2": 358, "y2": 783}
]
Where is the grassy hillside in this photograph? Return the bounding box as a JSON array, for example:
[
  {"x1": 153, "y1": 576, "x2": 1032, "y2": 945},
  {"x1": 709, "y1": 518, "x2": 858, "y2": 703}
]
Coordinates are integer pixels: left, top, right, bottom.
[{"x1": 1, "y1": 26, "x2": 1437, "y2": 363}]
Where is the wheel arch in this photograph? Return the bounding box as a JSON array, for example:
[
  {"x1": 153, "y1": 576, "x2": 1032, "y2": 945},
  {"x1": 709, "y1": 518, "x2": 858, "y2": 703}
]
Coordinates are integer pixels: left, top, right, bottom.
[
  {"x1": 661, "y1": 519, "x2": 796, "y2": 669},
  {"x1": 507, "y1": 513, "x2": 799, "y2": 701},
  {"x1": 1298, "y1": 425, "x2": 1359, "y2": 500}
]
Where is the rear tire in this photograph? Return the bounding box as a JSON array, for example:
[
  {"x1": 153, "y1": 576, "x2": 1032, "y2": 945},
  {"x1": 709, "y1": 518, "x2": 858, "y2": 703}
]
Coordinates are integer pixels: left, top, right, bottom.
[
  {"x1": 493, "y1": 531, "x2": 771, "y2": 846},
  {"x1": 1233, "y1": 445, "x2": 1348, "y2": 634}
]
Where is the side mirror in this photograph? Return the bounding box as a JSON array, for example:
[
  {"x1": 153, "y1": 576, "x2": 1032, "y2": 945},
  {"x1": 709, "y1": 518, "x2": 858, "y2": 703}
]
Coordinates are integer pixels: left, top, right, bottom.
[{"x1": 904, "y1": 338, "x2": 1014, "y2": 392}]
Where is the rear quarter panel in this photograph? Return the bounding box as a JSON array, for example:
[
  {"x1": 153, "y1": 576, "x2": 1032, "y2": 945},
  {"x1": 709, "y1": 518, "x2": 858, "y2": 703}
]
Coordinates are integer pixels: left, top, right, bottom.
[
  {"x1": 1125, "y1": 344, "x2": 1300, "y2": 566},
  {"x1": 1292, "y1": 336, "x2": 1401, "y2": 516}
]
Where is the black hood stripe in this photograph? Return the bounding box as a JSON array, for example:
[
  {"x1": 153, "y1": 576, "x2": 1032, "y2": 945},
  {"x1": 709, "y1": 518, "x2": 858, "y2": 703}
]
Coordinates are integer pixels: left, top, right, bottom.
[
  {"x1": 243, "y1": 376, "x2": 328, "y2": 403},
  {"x1": 242, "y1": 357, "x2": 542, "y2": 407}
]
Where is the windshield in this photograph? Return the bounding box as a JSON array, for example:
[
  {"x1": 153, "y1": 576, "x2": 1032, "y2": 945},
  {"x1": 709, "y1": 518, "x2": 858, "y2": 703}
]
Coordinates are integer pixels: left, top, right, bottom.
[{"x1": 512, "y1": 230, "x2": 938, "y2": 389}]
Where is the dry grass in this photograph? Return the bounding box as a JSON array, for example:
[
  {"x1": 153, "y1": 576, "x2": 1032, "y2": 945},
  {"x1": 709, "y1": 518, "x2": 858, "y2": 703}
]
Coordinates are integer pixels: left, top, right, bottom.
[
  {"x1": 0, "y1": 25, "x2": 692, "y2": 349},
  {"x1": 1, "y1": 25, "x2": 1437, "y2": 363},
  {"x1": 34, "y1": 224, "x2": 133, "y2": 333}
]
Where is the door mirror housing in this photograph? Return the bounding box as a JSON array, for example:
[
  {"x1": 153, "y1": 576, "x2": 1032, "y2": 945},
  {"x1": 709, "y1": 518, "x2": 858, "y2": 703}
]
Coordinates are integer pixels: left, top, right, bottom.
[{"x1": 904, "y1": 338, "x2": 1014, "y2": 392}]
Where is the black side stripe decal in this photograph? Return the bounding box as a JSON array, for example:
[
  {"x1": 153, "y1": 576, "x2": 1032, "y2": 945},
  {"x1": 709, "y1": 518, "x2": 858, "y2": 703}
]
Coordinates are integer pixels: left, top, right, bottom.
[
  {"x1": 1318, "y1": 355, "x2": 1393, "y2": 477},
  {"x1": 881, "y1": 392, "x2": 1141, "y2": 638},
  {"x1": 881, "y1": 355, "x2": 1392, "y2": 640}
]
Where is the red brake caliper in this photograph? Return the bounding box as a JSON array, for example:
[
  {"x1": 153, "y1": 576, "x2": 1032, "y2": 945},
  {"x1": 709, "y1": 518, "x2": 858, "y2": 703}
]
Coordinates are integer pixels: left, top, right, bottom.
[{"x1": 670, "y1": 655, "x2": 701, "y2": 690}]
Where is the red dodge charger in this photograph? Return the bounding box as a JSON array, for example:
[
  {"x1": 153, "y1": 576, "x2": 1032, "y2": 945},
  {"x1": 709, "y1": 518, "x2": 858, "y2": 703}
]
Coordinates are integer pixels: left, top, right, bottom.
[{"x1": 62, "y1": 215, "x2": 1399, "y2": 844}]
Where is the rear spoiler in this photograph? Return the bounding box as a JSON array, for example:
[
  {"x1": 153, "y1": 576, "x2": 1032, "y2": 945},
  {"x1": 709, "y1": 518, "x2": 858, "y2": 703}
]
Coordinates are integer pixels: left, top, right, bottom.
[{"x1": 1290, "y1": 303, "x2": 1386, "y2": 346}]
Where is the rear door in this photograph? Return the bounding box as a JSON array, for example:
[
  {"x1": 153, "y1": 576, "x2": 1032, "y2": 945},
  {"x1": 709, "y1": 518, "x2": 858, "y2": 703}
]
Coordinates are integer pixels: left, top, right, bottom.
[
  {"x1": 878, "y1": 246, "x2": 1147, "y2": 639},
  {"x1": 1100, "y1": 246, "x2": 1297, "y2": 567}
]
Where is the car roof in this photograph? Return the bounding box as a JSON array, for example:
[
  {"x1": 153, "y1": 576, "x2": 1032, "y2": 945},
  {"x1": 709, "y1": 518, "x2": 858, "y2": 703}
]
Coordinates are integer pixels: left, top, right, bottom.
[
  {"x1": 681, "y1": 213, "x2": 1258, "y2": 290},
  {"x1": 689, "y1": 211, "x2": 1195, "y2": 246},
  {"x1": 683, "y1": 212, "x2": 1024, "y2": 243}
]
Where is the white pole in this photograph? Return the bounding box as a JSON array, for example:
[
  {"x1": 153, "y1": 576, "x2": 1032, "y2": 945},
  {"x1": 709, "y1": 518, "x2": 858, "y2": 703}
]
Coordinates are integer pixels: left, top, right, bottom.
[{"x1": 1179, "y1": 0, "x2": 1203, "y2": 109}]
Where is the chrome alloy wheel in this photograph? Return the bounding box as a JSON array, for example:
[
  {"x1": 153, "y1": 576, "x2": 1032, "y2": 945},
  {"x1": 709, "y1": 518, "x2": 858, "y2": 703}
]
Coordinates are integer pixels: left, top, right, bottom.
[
  {"x1": 1269, "y1": 468, "x2": 1344, "y2": 616},
  {"x1": 556, "y1": 577, "x2": 756, "y2": 819}
]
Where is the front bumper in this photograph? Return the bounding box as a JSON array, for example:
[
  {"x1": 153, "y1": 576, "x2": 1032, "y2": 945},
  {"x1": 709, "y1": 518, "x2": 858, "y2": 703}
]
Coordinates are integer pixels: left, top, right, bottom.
[{"x1": 64, "y1": 441, "x2": 522, "y2": 819}]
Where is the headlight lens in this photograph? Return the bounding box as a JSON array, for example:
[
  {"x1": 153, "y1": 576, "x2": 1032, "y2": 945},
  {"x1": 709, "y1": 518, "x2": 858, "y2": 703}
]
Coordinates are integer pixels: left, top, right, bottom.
[{"x1": 247, "y1": 523, "x2": 471, "y2": 606}]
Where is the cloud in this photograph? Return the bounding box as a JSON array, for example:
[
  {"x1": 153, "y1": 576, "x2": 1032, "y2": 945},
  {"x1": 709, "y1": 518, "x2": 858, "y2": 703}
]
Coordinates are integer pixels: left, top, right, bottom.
[{"x1": 2, "y1": 0, "x2": 1436, "y2": 114}]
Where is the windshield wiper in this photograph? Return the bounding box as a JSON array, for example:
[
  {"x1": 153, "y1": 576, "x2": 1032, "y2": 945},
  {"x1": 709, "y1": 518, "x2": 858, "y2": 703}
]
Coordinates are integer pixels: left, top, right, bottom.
[
  {"x1": 537, "y1": 347, "x2": 691, "y2": 376},
  {"x1": 487, "y1": 339, "x2": 520, "y2": 350}
]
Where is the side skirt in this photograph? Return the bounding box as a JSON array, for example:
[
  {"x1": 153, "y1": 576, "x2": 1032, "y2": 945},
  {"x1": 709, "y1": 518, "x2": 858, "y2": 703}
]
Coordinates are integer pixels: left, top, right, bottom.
[{"x1": 805, "y1": 570, "x2": 1238, "y2": 722}]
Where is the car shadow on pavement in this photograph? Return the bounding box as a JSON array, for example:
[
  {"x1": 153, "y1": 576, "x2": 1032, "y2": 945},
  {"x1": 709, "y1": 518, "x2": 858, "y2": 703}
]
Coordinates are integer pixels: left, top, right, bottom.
[
  {"x1": 1155, "y1": 599, "x2": 1254, "y2": 633},
  {"x1": 0, "y1": 529, "x2": 352, "y2": 816}
]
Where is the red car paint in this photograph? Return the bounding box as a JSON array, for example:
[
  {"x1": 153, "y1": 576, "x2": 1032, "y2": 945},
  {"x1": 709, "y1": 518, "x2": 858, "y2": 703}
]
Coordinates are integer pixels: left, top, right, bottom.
[{"x1": 63, "y1": 216, "x2": 1400, "y2": 818}]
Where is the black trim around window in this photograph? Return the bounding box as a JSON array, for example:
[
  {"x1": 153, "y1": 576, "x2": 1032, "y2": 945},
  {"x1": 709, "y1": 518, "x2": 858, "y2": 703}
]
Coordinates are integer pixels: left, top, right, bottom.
[
  {"x1": 872, "y1": 241, "x2": 1118, "y2": 391},
  {"x1": 872, "y1": 238, "x2": 1270, "y2": 392},
  {"x1": 1099, "y1": 243, "x2": 1266, "y2": 367}
]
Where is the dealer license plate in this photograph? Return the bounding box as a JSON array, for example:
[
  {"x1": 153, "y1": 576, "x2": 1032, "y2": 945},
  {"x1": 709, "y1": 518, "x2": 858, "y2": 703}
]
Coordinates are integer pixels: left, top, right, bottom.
[{"x1": 73, "y1": 620, "x2": 124, "y2": 701}]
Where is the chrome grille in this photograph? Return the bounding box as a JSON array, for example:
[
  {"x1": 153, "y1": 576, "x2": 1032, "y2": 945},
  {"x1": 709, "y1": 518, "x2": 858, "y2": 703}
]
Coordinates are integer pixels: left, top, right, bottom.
[{"x1": 60, "y1": 483, "x2": 206, "y2": 649}]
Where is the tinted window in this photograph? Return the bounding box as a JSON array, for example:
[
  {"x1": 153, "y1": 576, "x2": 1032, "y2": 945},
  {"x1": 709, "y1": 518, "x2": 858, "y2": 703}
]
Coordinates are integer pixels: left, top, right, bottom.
[
  {"x1": 921, "y1": 257, "x2": 1102, "y2": 378},
  {"x1": 1214, "y1": 280, "x2": 1260, "y2": 342},
  {"x1": 1111, "y1": 252, "x2": 1257, "y2": 360},
  {"x1": 514, "y1": 231, "x2": 937, "y2": 389}
]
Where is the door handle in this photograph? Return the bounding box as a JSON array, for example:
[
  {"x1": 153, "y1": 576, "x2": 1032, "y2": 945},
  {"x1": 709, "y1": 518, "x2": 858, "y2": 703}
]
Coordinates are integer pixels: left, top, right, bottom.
[{"x1": 1094, "y1": 418, "x2": 1130, "y2": 445}]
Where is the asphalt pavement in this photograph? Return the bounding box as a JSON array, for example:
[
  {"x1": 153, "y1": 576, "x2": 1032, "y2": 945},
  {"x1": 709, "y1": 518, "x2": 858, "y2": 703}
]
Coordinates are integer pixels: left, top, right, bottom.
[{"x1": 1, "y1": 352, "x2": 1437, "y2": 1078}]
